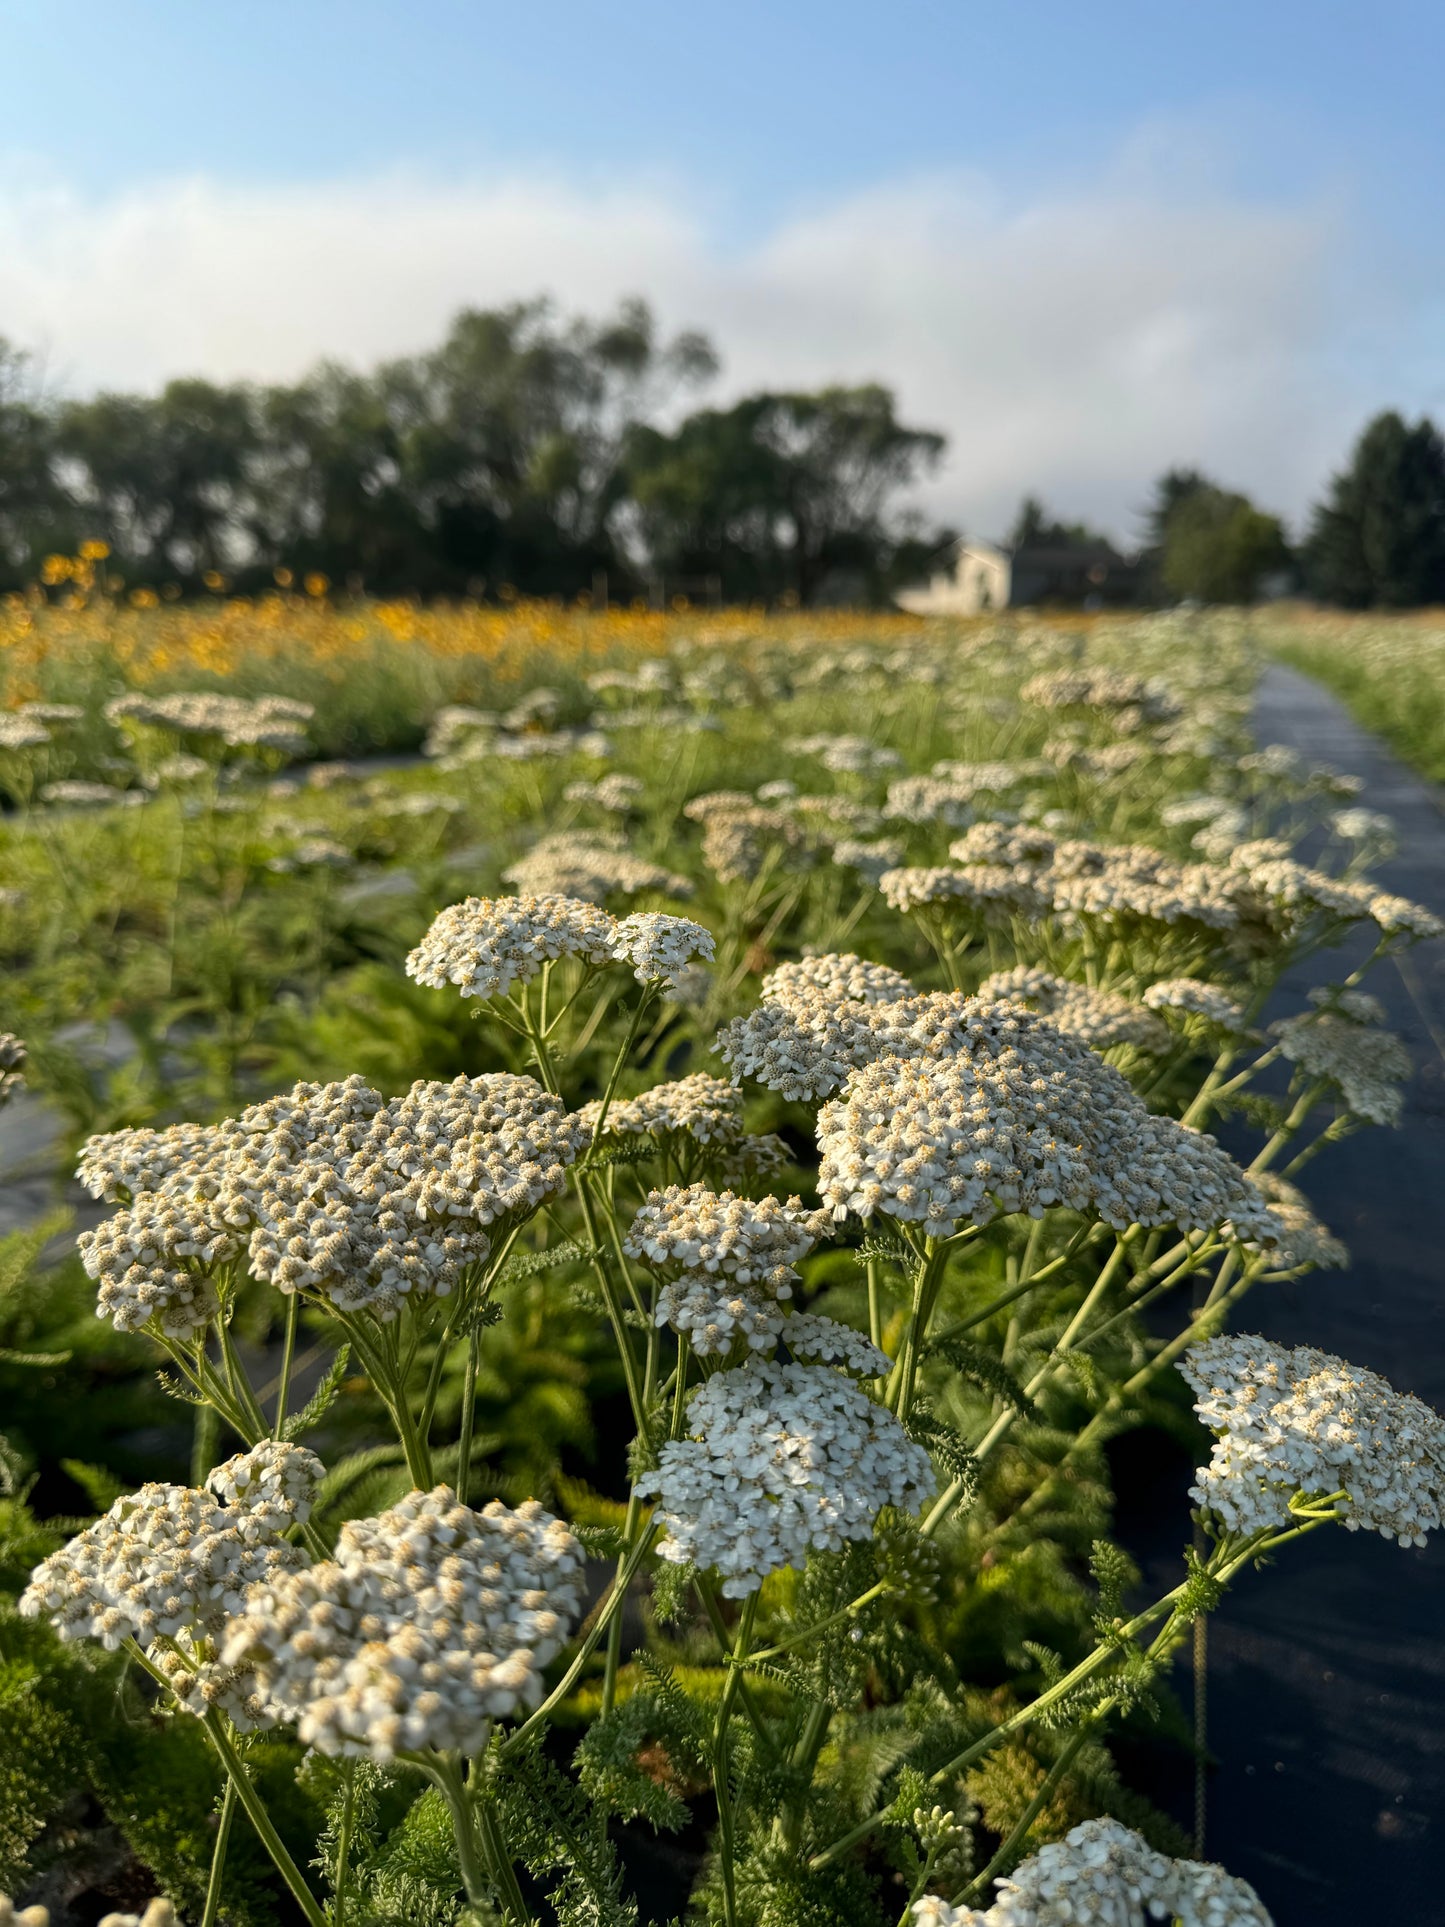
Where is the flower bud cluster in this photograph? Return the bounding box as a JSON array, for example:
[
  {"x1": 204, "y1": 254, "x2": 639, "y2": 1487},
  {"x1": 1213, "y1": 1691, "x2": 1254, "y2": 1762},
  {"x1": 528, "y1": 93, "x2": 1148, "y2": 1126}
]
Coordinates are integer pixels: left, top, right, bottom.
[
  {"x1": 80, "y1": 1072, "x2": 586, "y2": 1324},
  {"x1": 625, "y1": 1184, "x2": 829, "y2": 1293},
  {"x1": 503, "y1": 835, "x2": 692, "y2": 904},
  {"x1": 1250, "y1": 1173, "x2": 1348, "y2": 1271},
  {"x1": 1183, "y1": 1333, "x2": 1445, "y2": 1545},
  {"x1": 914, "y1": 1815, "x2": 1271, "y2": 1924},
  {"x1": 0, "y1": 1032, "x2": 25, "y2": 1105},
  {"x1": 762, "y1": 953, "x2": 914, "y2": 1007},
  {"x1": 700, "y1": 805, "x2": 810, "y2": 884},
  {"x1": 222, "y1": 1488, "x2": 584, "y2": 1759},
  {"x1": 639, "y1": 1359, "x2": 934, "y2": 1594},
  {"x1": 78, "y1": 1196, "x2": 236, "y2": 1336}
]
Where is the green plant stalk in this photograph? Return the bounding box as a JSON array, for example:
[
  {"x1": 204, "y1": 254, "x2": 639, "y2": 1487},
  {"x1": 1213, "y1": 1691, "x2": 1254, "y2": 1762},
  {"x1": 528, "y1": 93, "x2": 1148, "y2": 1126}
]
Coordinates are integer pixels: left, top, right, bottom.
[
  {"x1": 275, "y1": 1294, "x2": 299, "y2": 1432},
  {"x1": 332, "y1": 1761, "x2": 356, "y2": 1927},
  {"x1": 712, "y1": 1590, "x2": 760, "y2": 1927},
  {"x1": 202, "y1": 1712, "x2": 327, "y2": 1927},
  {"x1": 199, "y1": 1775, "x2": 237, "y2": 1927},
  {"x1": 811, "y1": 1510, "x2": 1339, "y2": 1872},
  {"x1": 955, "y1": 1720, "x2": 1093, "y2": 1912},
  {"x1": 887, "y1": 1239, "x2": 950, "y2": 1419},
  {"x1": 776, "y1": 1697, "x2": 834, "y2": 1855}
]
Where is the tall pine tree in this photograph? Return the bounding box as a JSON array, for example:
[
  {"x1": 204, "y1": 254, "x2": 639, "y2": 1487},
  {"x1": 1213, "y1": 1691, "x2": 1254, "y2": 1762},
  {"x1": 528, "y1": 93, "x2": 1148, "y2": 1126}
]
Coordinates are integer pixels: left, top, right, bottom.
[{"x1": 1307, "y1": 411, "x2": 1445, "y2": 607}]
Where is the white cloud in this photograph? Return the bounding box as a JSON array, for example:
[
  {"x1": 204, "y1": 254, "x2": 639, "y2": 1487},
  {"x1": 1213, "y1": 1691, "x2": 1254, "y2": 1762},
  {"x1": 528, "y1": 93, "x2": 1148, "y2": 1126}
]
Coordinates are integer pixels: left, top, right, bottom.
[{"x1": 0, "y1": 157, "x2": 1400, "y2": 540}]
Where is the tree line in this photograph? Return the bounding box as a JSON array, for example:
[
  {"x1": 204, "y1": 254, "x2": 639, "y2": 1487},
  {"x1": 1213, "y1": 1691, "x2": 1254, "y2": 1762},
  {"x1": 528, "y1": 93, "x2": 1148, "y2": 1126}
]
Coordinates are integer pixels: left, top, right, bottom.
[
  {"x1": 0, "y1": 299, "x2": 946, "y2": 605},
  {"x1": 3, "y1": 292, "x2": 1445, "y2": 608}
]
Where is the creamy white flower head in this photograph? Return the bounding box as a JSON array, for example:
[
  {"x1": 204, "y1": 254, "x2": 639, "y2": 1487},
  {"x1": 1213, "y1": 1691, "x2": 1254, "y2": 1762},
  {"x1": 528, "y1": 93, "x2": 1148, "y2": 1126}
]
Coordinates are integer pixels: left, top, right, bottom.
[
  {"x1": 925, "y1": 1816, "x2": 1272, "y2": 1925},
  {"x1": 1362, "y1": 888, "x2": 1444, "y2": 941},
  {"x1": 977, "y1": 967, "x2": 1169, "y2": 1052},
  {"x1": 948, "y1": 823, "x2": 1058, "y2": 868},
  {"x1": 880, "y1": 865, "x2": 1043, "y2": 917},
  {"x1": 405, "y1": 894, "x2": 619, "y2": 999},
  {"x1": 715, "y1": 988, "x2": 892, "y2": 1103},
  {"x1": 503, "y1": 835, "x2": 692, "y2": 904},
  {"x1": 817, "y1": 1015, "x2": 1276, "y2": 1240},
  {"x1": 0, "y1": 713, "x2": 52, "y2": 749},
  {"x1": 95, "y1": 1901, "x2": 181, "y2": 1927},
  {"x1": 778, "y1": 1311, "x2": 890, "y2": 1378},
  {"x1": 1271, "y1": 1008, "x2": 1410, "y2": 1125},
  {"x1": 579, "y1": 1073, "x2": 743, "y2": 1147},
  {"x1": 563, "y1": 771, "x2": 645, "y2": 812},
  {"x1": 786, "y1": 732, "x2": 901, "y2": 774},
  {"x1": 1183, "y1": 1333, "x2": 1445, "y2": 1546},
  {"x1": 40, "y1": 780, "x2": 142, "y2": 809},
  {"x1": 1307, "y1": 984, "x2": 1385, "y2": 1025},
  {"x1": 1022, "y1": 669, "x2": 1179, "y2": 720},
  {"x1": 1331, "y1": 806, "x2": 1395, "y2": 843},
  {"x1": 761, "y1": 953, "x2": 914, "y2": 1007},
  {"x1": 639, "y1": 1359, "x2": 934, "y2": 1594},
  {"x1": 611, "y1": 911, "x2": 716, "y2": 987},
  {"x1": 222, "y1": 1489, "x2": 584, "y2": 1760},
  {"x1": 20, "y1": 1443, "x2": 320, "y2": 1727},
  {"x1": 205, "y1": 1439, "x2": 323, "y2": 1529},
  {"x1": 79, "y1": 1195, "x2": 236, "y2": 1337},
  {"x1": 883, "y1": 774, "x2": 978, "y2": 827},
  {"x1": 624, "y1": 1184, "x2": 829, "y2": 1292},
  {"x1": 700, "y1": 805, "x2": 810, "y2": 884},
  {"x1": 365, "y1": 1073, "x2": 589, "y2": 1231},
  {"x1": 654, "y1": 1275, "x2": 787, "y2": 1356},
  {"x1": 1143, "y1": 977, "x2": 1251, "y2": 1033},
  {"x1": 829, "y1": 836, "x2": 906, "y2": 883}
]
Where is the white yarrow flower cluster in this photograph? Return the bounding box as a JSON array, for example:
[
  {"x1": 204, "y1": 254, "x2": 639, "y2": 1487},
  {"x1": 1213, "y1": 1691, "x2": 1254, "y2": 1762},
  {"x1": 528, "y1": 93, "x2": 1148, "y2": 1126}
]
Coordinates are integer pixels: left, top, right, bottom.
[
  {"x1": 20, "y1": 1442, "x2": 322, "y2": 1729},
  {"x1": 579, "y1": 1073, "x2": 743, "y2": 1147},
  {"x1": 916, "y1": 1816, "x2": 1272, "y2": 1925},
  {"x1": 222, "y1": 1488, "x2": 584, "y2": 1759},
  {"x1": 1182, "y1": 1333, "x2": 1445, "y2": 1545},
  {"x1": 977, "y1": 967, "x2": 1169, "y2": 1052},
  {"x1": 1143, "y1": 978, "x2": 1251, "y2": 1033},
  {"x1": 1271, "y1": 1008, "x2": 1410, "y2": 1125},
  {"x1": 639, "y1": 1359, "x2": 934, "y2": 1594},
  {"x1": 78, "y1": 1195, "x2": 237, "y2": 1337},
  {"x1": 761, "y1": 953, "x2": 914, "y2": 1006},
  {"x1": 610, "y1": 911, "x2": 716, "y2": 986},
  {"x1": 816, "y1": 1010, "x2": 1276, "y2": 1240},
  {"x1": 405, "y1": 894, "x2": 620, "y2": 999}
]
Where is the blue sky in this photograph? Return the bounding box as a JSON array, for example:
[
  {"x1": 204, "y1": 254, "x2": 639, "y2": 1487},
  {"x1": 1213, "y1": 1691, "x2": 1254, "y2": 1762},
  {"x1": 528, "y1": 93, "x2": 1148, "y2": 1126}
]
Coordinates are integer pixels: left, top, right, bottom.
[{"x1": 3, "y1": 2, "x2": 1442, "y2": 537}]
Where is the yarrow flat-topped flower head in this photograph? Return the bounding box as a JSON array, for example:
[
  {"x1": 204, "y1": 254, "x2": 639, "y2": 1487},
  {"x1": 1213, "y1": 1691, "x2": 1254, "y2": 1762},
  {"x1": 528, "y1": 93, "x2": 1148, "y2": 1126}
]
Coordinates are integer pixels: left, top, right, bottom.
[
  {"x1": 405, "y1": 893, "x2": 620, "y2": 1000},
  {"x1": 1182, "y1": 1333, "x2": 1445, "y2": 1545},
  {"x1": 222, "y1": 1487, "x2": 584, "y2": 1760},
  {"x1": 815, "y1": 1010, "x2": 1277, "y2": 1240},
  {"x1": 639, "y1": 1358, "x2": 934, "y2": 1594},
  {"x1": 610, "y1": 910, "x2": 716, "y2": 987},
  {"x1": 20, "y1": 1441, "x2": 323, "y2": 1729}
]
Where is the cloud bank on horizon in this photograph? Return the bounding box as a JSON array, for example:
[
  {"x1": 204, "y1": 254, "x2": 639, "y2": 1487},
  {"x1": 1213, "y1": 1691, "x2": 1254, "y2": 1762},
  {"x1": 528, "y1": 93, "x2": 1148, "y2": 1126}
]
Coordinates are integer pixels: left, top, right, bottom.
[{"x1": 0, "y1": 155, "x2": 1417, "y2": 545}]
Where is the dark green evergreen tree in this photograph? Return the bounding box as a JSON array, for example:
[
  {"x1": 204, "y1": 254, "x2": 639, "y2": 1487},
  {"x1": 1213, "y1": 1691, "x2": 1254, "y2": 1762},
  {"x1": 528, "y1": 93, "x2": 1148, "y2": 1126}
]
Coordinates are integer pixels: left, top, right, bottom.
[{"x1": 1306, "y1": 410, "x2": 1445, "y2": 607}]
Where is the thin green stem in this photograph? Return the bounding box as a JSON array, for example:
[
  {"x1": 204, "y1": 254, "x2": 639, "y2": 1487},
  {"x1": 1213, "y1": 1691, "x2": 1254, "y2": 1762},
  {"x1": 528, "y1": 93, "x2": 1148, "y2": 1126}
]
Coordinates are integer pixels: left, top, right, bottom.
[
  {"x1": 200, "y1": 1776, "x2": 237, "y2": 1927},
  {"x1": 275, "y1": 1294, "x2": 299, "y2": 1433},
  {"x1": 203, "y1": 1714, "x2": 326, "y2": 1927}
]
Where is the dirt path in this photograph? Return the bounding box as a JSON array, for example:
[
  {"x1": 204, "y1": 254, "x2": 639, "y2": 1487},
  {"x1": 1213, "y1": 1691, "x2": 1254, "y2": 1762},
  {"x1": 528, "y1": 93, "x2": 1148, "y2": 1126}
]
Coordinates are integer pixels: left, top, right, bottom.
[{"x1": 1135, "y1": 663, "x2": 1445, "y2": 1922}]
